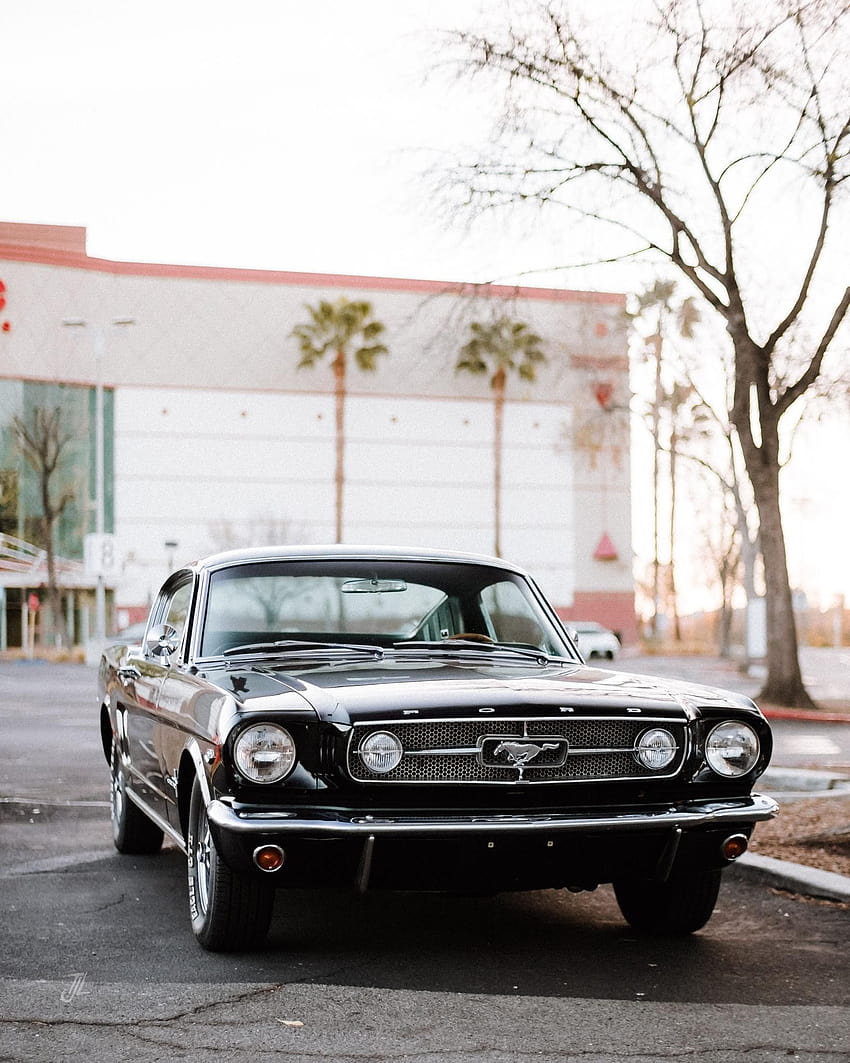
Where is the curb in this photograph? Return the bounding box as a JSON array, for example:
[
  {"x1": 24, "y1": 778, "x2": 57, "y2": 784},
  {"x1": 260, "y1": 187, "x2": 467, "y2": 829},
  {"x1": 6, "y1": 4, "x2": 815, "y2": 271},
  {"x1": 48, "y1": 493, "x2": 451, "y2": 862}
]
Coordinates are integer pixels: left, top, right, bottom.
[
  {"x1": 762, "y1": 706, "x2": 850, "y2": 724},
  {"x1": 761, "y1": 767, "x2": 850, "y2": 793},
  {"x1": 733, "y1": 851, "x2": 850, "y2": 903}
]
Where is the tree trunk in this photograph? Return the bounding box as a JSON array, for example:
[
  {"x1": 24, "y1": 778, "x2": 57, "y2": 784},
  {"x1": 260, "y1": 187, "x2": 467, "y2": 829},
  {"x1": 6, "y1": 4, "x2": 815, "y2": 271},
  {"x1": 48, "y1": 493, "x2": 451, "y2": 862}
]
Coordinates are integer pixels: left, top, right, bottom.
[
  {"x1": 45, "y1": 551, "x2": 69, "y2": 649},
  {"x1": 651, "y1": 331, "x2": 662, "y2": 639},
  {"x1": 493, "y1": 371, "x2": 505, "y2": 557},
  {"x1": 746, "y1": 453, "x2": 812, "y2": 706},
  {"x1": 333, "y1": 351, "x2": 345, "y2": 544},
  {"x1": 731, "y1": 338, "x2": 814, "y2": 708},
  {"x1": 40, "y1": 483, "x2": 69, "y2": 650},
  {"x1": 669, "y1": 426, "x2": 681, "y2": 642},
  {"x1": 718, "y1": 581, "x2": 733, "y2": 658}
]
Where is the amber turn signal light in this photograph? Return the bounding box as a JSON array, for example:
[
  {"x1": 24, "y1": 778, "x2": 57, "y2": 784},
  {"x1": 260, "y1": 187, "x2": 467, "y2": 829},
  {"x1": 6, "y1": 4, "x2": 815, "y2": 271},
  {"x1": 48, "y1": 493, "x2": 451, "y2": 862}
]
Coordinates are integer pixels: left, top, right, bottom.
[
  {"x1": 253, "y1": 844, "x2": 285, "y2": 872},
  {"x1": 721, "y1": 834, "x2": 749, "y2": 861}
]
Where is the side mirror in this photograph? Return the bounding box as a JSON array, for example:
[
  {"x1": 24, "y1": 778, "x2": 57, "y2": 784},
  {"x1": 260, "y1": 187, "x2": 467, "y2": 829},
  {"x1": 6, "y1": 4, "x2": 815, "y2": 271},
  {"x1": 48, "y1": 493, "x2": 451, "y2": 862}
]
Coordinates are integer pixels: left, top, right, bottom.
[{"x1": 145, "y1": 623, "x2": 179, "y2": 661}]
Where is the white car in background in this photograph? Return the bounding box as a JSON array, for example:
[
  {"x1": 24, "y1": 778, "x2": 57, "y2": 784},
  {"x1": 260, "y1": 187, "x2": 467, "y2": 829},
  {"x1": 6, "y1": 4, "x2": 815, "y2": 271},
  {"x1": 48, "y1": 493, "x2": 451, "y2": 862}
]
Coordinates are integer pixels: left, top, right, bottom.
[{"x1": 571, "y1": 621, "x2": 621, "y2": 660}]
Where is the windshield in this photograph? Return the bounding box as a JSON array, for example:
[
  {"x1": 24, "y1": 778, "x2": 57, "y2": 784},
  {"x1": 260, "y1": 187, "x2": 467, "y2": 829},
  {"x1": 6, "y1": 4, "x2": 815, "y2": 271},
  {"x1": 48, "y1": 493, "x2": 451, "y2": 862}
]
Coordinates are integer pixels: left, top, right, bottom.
[{"x1": 198, "y1": 558, "x2": 573, "y2": 659}]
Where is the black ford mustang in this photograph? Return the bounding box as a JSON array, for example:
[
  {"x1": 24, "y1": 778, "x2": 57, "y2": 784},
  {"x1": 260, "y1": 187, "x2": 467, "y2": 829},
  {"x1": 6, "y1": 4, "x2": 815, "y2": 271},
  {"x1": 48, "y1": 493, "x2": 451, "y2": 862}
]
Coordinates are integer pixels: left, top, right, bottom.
[{"x1": 98, "y1": 546, "x2": 776, "y2": 951}]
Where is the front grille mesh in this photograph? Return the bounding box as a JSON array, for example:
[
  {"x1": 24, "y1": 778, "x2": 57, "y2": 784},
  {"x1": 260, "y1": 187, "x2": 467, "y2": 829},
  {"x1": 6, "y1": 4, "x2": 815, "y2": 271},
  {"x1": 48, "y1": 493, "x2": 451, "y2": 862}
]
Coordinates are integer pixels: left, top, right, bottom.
[{"x1": 346, "y1": 716, "x2": 686, "y2": 784}]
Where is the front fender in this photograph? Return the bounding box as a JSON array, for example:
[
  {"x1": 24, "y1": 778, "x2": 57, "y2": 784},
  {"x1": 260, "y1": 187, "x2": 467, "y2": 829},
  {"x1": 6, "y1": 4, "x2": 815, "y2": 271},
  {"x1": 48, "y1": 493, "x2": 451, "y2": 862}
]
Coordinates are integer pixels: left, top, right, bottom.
[{"x1": 176, "y1": 739, "x2": 217, "y2": 843}]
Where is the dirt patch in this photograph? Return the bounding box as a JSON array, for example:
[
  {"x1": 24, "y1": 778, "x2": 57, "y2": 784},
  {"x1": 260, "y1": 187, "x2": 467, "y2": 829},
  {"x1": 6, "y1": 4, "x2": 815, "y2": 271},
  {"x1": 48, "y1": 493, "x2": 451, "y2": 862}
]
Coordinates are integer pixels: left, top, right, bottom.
[{"x1": 750, "y1": 793, "x2": 850, "y2": 877}]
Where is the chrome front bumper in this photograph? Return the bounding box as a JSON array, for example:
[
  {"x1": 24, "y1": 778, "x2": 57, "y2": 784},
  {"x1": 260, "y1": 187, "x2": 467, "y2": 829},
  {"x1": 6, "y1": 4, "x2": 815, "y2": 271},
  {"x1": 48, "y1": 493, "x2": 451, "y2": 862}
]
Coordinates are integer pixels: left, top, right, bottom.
[{"x1": 207, "y1": 793, "x2": 778, "y2": 838}]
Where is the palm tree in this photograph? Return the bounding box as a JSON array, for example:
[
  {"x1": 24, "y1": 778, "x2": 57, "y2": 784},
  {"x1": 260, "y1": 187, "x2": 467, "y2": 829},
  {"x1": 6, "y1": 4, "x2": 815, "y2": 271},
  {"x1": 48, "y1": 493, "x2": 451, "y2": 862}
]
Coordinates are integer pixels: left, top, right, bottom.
[
  {"x1": 631, "y1": 280, "x2": 699, "y2": 640},
  {"x1": 291, "y1": 298, "x2": 388, "y2": 542},
  {"x1": 456, "y1": 317, "x2": 546, "y2": 556}
]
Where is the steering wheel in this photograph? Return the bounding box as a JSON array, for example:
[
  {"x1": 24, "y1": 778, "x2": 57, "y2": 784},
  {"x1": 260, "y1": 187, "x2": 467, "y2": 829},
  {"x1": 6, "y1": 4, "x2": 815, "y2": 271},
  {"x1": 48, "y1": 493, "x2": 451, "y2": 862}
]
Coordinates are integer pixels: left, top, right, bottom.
[{"x1": 446, "y1": 633, "x2": 494, "y2": 644}]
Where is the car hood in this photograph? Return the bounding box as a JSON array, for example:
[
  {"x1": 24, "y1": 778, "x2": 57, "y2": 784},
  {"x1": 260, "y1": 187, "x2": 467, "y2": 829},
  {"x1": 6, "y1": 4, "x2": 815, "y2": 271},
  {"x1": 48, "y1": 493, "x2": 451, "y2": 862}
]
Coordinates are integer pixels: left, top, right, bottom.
[{"x1": 204, "y1": 657, "x2": 759, "y2": 723}]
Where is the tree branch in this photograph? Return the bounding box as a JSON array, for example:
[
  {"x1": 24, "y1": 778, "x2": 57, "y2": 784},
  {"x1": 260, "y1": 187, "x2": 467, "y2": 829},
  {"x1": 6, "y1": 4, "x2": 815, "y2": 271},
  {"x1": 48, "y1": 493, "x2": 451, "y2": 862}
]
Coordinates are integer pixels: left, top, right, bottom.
[{"x1": 776, "y1": 285, "x2": 850, "y2": 417}]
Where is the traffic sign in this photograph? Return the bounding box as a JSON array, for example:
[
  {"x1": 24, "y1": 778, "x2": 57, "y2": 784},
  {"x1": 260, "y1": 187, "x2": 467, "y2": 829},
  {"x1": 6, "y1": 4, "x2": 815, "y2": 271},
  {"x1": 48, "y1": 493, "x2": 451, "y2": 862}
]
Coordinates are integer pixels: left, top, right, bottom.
[{"x1": 84, "y1": 533, "x2": 118, "y2": 578}]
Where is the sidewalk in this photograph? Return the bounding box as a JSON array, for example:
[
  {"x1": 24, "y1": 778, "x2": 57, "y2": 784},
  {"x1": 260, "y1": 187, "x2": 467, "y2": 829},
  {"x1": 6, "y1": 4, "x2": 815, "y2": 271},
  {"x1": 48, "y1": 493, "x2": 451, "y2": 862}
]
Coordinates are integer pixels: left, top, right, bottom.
[
  {"x1": 733, "y1": 851, "x2": 850, "y2": 903},
  {"x1": 744, "y1": 766, "x2": 850, "y2": 903}
]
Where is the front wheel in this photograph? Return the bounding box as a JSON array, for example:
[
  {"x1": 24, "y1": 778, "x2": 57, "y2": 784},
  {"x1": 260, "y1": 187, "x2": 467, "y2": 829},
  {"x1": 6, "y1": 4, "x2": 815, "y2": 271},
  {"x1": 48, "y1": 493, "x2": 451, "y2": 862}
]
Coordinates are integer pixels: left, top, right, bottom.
[
  {"x1": 187, "y1": 777, "x2": 275, "y2": 951},
  {"x1": 110, "y1": 741, "x2": 163, "y2": 854},
  {"x1": 613, "y1": 868, "x2": 722, "y2": 936}
]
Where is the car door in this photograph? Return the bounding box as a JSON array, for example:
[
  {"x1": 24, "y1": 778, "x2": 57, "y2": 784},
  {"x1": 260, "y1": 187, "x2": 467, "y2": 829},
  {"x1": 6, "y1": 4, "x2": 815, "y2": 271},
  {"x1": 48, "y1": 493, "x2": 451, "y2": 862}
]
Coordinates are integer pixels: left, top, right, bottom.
[
  {"x1": 151, "y1": 577, "x2": 205, "y2": 831},
  {"x1": 122, "y1": 576, "x2": 193, "y2": 824}
]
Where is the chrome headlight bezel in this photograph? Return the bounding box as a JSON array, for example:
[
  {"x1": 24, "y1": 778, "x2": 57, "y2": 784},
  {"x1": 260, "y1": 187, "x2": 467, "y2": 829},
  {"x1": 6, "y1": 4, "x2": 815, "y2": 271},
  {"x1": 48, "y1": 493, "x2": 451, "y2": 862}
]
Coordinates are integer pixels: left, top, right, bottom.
[
  {"x1": 358, "y1": 730, "x2": 404, "y2": 775},
  {"x1": 633, "y1": 727, "x2": 678, "y2": 771},
  {"x1": 705, "y1": 720, "x2": 760, "y2": 778},
  {"x1": 233, "y1": 722, "x2": 297, "y2": 784}
]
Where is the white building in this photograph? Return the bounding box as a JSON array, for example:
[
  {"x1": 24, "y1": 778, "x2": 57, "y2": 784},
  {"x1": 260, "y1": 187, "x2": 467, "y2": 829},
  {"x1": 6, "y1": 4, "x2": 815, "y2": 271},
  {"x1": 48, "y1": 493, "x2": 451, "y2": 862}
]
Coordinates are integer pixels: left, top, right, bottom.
[{"x1": 0, "y1": 221, "x2": 634, "y2": 645}]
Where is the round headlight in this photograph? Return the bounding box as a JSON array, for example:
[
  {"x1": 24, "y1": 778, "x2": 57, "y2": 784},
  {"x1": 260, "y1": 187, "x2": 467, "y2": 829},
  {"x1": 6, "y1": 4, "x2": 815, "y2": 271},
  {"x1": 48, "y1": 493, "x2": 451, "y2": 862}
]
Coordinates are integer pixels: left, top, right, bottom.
[
  {"x1": 233, "y1": 723, "x2": 296, "y2": 784},
  {"x1": 359, "y1": 730, "x2": 403, "y2": 774},
  {"x1": 705, "y1": 721, "x2": 760, "y2": 777},
  {"x1": 634, "y1": 727, "x2": 678, "y2": 771}
]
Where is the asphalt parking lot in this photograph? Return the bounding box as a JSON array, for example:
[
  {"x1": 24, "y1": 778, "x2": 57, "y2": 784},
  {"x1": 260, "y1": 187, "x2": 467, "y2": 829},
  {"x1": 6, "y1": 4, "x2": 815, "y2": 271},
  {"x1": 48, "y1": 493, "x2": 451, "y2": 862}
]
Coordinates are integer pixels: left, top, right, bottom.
[{"x1": 1, "y1": 658, "x2": 849, "y2": 1063}]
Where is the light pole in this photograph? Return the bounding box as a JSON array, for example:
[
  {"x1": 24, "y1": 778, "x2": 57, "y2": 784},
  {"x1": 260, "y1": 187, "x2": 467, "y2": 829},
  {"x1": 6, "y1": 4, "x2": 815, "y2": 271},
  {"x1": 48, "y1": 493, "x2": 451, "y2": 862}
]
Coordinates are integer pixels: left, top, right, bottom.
[
  {"x1": 165, "y1": 539, "x2": 178, "y2": 574},
  {"x1": 62, "y1": 317, "x2": 135, "y2": 641}
]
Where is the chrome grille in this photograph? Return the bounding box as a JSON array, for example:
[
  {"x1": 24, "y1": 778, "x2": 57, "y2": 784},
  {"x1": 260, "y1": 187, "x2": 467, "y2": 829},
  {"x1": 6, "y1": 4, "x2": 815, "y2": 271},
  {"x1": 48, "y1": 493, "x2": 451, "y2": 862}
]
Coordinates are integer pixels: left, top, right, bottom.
[{"x1": 346, "y1": 716, "x2": 686, "y2": 784}]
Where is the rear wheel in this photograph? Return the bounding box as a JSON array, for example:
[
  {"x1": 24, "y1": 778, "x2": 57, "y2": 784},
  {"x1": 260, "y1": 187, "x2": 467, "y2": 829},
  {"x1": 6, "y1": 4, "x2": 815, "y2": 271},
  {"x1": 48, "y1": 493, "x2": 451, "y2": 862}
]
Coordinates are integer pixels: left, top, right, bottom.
[
  {"x1": 110, "y1": 741, "x2": 163, "y2": 854},
  {"x1": 187, "y1": 777, "x2": 275, "y2": 951},
  {"x1": 613, "y1": 868, "x2": 722, "y2": 935}
]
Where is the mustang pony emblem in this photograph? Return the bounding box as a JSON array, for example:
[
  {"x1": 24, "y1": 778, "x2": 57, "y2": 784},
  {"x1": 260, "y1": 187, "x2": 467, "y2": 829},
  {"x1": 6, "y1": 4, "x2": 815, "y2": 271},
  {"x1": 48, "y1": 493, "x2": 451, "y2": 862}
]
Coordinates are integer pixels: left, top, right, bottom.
[
  {"x1": 490, "y1": 739, "x2": 565, "y2": 782},
  {"x1": 493, "y1": 740, "x2": 559, "y2": 767}
]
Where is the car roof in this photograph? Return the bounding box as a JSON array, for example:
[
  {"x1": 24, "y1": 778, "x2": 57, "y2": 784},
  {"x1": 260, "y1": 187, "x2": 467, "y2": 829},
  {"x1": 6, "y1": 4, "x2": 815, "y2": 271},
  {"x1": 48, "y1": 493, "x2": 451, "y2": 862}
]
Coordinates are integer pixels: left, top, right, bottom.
[{"x1": 187, "y1": 544, "x2": 530, "y2": 577}]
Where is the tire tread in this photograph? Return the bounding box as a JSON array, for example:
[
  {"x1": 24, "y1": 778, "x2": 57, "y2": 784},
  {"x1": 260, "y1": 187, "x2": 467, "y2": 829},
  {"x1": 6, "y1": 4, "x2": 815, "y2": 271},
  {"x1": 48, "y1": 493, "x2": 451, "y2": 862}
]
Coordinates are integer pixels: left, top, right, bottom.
[
  {"x1": 614, "y1": 868, "x2": 722, "y2": 935},
  {"x1": 111, "y1": 743, "x2": 164, "y2": 855},
  {"x1": 188, "y1": 778, "x2": 274, "y2": 951}
]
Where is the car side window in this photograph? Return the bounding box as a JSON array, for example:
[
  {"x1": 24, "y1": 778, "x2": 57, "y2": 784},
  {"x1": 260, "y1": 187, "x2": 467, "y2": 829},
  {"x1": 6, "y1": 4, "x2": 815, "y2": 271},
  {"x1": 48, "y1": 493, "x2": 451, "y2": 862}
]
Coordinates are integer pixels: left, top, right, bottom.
[{"x1": 163, "y1": 581, "x2": 192, "y2": 648}]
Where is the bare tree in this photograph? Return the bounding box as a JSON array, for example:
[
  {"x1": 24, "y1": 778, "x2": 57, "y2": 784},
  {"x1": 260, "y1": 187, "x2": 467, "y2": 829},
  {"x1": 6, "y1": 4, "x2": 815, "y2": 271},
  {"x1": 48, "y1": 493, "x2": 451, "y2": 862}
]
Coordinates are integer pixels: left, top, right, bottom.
[
  {"x1": 630, "y1": 279, "x2": 700, "y2": 640},
  {"x1": 447, "y1": 0, "x2": 850, "y2": 706},
  {"x1": 636, "y1": 304, "x2": 768, "y2": 657},
  {"x1": 696, "y1": 471, "x2": 743, "y2": 658},
  {"x1": 207, "y1": 514, "x2": 310, "y2": 553},
  {"x1": 12, "y1": 406, "x2": 75, "y2": 648},
  {"x1": 678, "y1": 368, "x2": 764, "y2": 657}
]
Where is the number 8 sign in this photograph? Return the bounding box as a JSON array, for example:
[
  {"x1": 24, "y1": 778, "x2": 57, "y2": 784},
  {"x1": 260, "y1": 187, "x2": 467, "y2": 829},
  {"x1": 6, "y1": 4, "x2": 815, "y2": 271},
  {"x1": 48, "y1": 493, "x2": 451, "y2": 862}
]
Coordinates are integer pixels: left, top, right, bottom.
[{"x1": 84, "y1": 533, "x2": 118, "y2": 578}]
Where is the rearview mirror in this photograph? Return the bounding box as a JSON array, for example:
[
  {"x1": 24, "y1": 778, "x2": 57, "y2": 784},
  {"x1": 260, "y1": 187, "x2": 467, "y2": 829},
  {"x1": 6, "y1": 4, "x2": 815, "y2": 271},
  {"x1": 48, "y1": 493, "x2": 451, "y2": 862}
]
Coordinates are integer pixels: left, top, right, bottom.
[{"x1": 341, "y1": 578, "x2": 408, "y2": 594}]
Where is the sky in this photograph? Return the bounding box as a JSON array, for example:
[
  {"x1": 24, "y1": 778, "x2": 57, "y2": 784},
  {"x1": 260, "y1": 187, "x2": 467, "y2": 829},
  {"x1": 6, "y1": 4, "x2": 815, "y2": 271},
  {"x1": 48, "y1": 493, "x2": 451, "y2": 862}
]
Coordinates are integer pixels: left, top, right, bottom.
[
  {"x1": 0, "y1": 0, "x2": 643, "y2": 289},
  {"x1": 3, "y1": 1, "x2": 533, "y2": 284},
  {"x1": 2, "y1": 0, "x2": 849, "y2": 610}
]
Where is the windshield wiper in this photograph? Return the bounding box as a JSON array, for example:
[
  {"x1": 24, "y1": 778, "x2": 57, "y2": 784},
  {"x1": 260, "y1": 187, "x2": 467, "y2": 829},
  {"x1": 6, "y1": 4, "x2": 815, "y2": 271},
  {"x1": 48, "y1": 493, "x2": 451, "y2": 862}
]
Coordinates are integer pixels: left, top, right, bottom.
[
  {"x1": 391, "y1": 640, "x2": 560, "y2": 666},
  {"x1": 220, "y1": 639, "x2": 383, "y2": 660}
]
